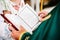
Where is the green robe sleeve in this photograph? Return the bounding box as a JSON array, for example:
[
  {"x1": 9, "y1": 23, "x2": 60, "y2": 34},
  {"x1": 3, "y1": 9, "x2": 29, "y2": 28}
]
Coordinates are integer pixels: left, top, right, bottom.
[
  {"x1": 21, "y1": 32, "x2": 31, "y2": 40},
  {"x1": 21, "y1": 2, "x2": 60, "y2": 40},
  {"x1": 29, "y1": 2, "x2": 60, "y2": 40}
]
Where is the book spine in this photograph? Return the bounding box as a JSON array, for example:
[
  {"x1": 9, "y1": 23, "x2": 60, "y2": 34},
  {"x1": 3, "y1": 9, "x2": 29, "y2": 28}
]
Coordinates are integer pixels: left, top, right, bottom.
[{"x1": 0, "y1": 14, "x2": 19, "y2": 31}]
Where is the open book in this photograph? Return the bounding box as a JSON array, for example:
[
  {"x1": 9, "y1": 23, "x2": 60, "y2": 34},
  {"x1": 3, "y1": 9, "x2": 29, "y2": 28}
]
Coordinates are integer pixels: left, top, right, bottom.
[{"x1": 3, "y1": 4, "x2": 40, "y2": 34}]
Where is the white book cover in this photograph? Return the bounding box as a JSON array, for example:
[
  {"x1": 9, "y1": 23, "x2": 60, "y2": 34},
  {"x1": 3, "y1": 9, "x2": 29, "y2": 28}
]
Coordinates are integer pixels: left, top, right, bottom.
[{"x1": 4, "y1": 4, "x2": 40, "y2": 34}]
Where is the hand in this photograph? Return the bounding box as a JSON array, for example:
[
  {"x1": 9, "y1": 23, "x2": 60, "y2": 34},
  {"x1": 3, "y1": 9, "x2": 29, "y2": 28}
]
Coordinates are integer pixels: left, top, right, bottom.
[
  {"x1": 8, "y1": 25, "x2": 26, "y2": 40},
  {"x1": 38, "y1": 11, "x2": 48, "y2": 22}
]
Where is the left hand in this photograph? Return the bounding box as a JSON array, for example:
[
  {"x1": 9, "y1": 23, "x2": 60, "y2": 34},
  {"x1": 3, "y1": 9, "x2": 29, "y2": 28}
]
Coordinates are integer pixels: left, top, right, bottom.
[{"x1": 8, "y1": 25, "x2": 26, "y2": 40}]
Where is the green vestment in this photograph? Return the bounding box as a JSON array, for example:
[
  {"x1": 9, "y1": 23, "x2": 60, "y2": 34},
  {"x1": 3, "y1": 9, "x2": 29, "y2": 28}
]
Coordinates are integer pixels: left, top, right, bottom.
[{"x1": 21, "y1": 2, "x2": 60, "y2": 40}]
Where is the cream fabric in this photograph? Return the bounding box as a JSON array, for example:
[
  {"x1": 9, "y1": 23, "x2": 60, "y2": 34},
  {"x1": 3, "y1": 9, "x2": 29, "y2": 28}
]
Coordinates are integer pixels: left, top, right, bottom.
[
  {"x1": 0, "y1": 0, "x2": 25, "y2": 40},
  {"x1": 0, "y1": 0, "x2": 25, "y2": 14}
]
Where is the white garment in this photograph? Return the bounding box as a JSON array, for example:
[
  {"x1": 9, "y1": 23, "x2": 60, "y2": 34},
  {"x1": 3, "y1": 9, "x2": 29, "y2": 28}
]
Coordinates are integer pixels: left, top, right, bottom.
[
  {"x1": 0, "y1": 22, "x2": 13, "y2": 40},
  {"x1": 0, "y1": 0, "x2": 5, "y2": 14},
  {"x1": 0, "y1": 0, "x2": 25, "y2": 40},
  {"x1": 0, "y1": 15, "x2": 4, "y2": 22},
  {"x1": 0, "y1": 15, "x2": 13, "y2": 40},
  {"x1": 0, "y1": 0, "x2": 25, "y2": 14},
  {"x1": 43, "y1": 6, "x2": 56, "y2": 13}
]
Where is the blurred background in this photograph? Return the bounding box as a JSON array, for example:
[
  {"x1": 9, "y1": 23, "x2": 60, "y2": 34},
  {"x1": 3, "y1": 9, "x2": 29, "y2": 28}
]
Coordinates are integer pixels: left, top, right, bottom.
[{"x1": 24, "y1": 0, "x2": 60, "y2": 13}]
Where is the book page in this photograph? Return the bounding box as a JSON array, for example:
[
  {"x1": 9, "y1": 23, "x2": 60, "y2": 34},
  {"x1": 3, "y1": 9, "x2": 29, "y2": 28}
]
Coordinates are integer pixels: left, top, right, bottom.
[
  {"x1": 4, "y1": 4, "x2": 40, "y2": 34},
  {"x1": 5, "y1": 14, "x2": 32, "y2": 34},
  {"x1": 18, "y1": 4, "x2": 40, "y2": 30}
]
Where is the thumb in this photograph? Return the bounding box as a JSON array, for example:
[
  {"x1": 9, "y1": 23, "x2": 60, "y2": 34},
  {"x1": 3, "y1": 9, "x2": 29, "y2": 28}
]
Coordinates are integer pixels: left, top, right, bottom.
[{"x1": 19, "y1": 25, "x2": 26, "y2": 32}]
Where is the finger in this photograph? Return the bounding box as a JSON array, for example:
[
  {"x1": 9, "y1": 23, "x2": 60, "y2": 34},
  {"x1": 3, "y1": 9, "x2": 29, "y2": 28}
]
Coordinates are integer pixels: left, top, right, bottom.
[
  {"x1": 41, "y1": 11, "x2": 48, "y2": 16},
  {"x1": 39, "y1": 12, "x2": 48, "y2": 18},
  {"x1": 38, "y1": 11, "x2": 45, "y2": 16},
  {"x1": 11, "y1": 32, "x2": 15, "y2": 39},
  {"x1": 38, "y1": 11, "x2": 47, "y2": 16},
  {"x1": 38, "y1": 11, "x2": 41, "y2": 16},
  {"x1": 8, "y1": 23, "x2": 12, "y2": 26},
  {"x1": 42, "y1": 14, "x2": 51, "y2": 21},
  {"x1": 19, "y1": 25, "x2": 26, "y2": 32},
  {"x1": 8, "y1": 25, "x2": 16, "y2": 32},
  {"x1": 39, "y1": 17, "x2": 43, "y2": 22}
]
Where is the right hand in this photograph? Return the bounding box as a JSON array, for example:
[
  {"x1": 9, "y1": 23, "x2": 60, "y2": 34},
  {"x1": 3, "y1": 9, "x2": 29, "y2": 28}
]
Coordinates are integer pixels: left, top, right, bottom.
[{"x1": 38, "y1": 11, "x2": 48, "y2": 22}]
